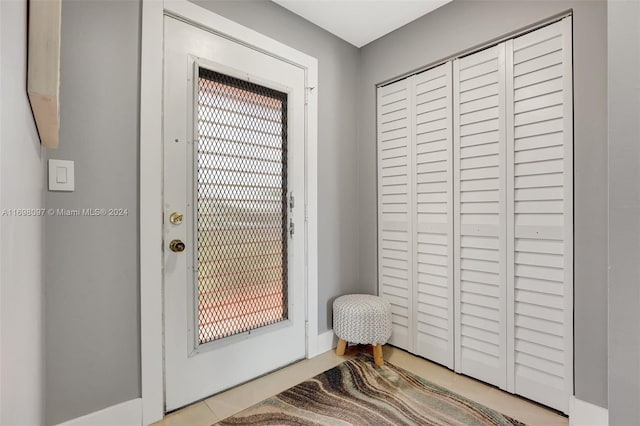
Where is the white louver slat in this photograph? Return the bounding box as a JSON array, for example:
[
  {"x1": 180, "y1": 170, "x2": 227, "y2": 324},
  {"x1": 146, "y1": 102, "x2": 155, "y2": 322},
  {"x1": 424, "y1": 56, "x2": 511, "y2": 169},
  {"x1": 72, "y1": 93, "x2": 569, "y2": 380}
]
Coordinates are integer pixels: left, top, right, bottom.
[
  {"x1": 454, "y1": 44, "x2": 507, "y2": 390},
  {"x1": 412, "y1": 63, "x2": 454, "y2": 369},
  {"x1": 377, "y1": 78, "x2": 413, "y2": 349},
  {"x1": 506, "y1": 17, "x2": 573, "y2": 413}
]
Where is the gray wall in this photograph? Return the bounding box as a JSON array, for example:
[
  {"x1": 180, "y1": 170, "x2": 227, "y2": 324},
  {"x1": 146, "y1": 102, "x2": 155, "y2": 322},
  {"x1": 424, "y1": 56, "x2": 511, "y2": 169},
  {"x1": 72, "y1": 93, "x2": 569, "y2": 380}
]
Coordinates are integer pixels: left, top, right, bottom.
[
  {"x1": 44, "y1": 1, "x2": 141, "y2": 424},
  {"x1": 608, "y1": 1, "x2": 640, "y2": 424},
  {"x1": 0, "y1": 0, "x2": 45, "y2": 424},
  {"x1": 192, "y1": 0, "x2": 363, "y2": 331},
  {"x1": 359, "y1": 0, "x2": 608, "y2": 408}
]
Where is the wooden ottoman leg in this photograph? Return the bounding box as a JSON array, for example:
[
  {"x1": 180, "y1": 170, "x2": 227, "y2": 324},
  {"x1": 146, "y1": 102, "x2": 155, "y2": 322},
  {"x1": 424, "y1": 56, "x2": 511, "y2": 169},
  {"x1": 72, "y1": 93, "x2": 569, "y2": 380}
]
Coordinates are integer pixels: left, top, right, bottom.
[
  {"x1": 336, "y1": 338, "x2": 347, "y2": 356},
  {"x1": 373, "y1": 344, "x2": 384, "y2": 366}
]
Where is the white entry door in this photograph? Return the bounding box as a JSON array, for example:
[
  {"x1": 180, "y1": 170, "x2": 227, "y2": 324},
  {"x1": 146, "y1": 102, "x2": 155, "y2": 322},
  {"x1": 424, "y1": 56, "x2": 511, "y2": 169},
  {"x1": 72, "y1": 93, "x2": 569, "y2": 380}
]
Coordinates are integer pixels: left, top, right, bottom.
[{"x1": 163, "y1": 16, "x2": 306, "y2": 411}]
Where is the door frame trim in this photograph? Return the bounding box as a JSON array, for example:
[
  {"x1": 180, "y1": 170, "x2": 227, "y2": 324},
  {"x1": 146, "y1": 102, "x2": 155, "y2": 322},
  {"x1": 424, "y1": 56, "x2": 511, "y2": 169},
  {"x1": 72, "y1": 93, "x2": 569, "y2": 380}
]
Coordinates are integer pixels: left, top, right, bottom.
[{"x1": 140, "y1": 1, "x2": 319, "y2": 423}]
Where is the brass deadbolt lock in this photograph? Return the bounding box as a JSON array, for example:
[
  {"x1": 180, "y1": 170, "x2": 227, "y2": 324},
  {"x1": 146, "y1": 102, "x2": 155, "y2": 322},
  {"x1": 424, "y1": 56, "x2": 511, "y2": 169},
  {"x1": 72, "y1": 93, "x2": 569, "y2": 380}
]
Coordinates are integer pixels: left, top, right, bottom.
[
  {"x1": 169, "y1": 212, "x2": 183, "y2": 225},
  {"x1": 169, "y1": 239, "x2": 185, "y2": 253}
]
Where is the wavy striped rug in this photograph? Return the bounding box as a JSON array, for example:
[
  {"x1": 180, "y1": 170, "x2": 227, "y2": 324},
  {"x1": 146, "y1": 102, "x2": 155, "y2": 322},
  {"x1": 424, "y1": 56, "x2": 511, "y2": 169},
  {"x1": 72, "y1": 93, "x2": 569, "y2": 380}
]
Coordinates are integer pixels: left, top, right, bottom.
[{"x1": 217, "y1": 355, "x2": 525, "y2": 425}]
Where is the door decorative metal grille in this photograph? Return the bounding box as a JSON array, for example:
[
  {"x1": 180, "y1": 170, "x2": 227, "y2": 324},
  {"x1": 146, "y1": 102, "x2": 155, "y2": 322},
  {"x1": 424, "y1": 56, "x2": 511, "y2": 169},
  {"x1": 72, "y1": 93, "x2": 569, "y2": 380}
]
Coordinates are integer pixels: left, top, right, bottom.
[{"x1": 195, "y1": 67, "x2": 288, "y2": 344}]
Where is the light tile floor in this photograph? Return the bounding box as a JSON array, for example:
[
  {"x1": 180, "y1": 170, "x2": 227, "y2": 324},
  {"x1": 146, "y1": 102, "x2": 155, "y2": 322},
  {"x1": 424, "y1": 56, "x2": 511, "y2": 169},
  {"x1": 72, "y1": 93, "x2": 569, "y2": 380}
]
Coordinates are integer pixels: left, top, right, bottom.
[{"x1": 153, "y1": 345, "x2": 568, "y2": 426}]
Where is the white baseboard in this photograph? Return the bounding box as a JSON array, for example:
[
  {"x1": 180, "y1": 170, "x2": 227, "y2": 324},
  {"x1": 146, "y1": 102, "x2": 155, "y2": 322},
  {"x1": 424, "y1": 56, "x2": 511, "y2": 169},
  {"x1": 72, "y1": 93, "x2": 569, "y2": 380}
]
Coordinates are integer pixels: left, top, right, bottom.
[
  {"x1": 317, "y1": 330, "x2": 336, "y2": 352},
  {"x1": 308, "y1": 330, "x2": 336, "y2": 358},
  {"x1": 56, "y1": 398, "x2": 142, "y2": 426},
  {"x1": 570, "y1": 396, "x2": 608, "y2": 426}
]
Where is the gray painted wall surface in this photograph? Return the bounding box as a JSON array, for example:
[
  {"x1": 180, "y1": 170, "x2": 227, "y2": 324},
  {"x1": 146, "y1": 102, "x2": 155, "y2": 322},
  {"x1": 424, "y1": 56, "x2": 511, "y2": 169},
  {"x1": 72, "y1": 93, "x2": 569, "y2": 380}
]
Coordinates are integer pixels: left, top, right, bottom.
[
  {"x1": 192, "y1": 0, "x2": 363, "y2": 332},
  {"x1": 1, "y1": 1, "x2": 45, "y2": 424},
  {"x1": 359, "y1": 0, "x2": 608, "y2": 408},
  {"x1": 44, "y1": 1, "x2": 141, "y2": 424},
  {"x1": 608, "y1": 1, "x2": 640, "y2": 424}
]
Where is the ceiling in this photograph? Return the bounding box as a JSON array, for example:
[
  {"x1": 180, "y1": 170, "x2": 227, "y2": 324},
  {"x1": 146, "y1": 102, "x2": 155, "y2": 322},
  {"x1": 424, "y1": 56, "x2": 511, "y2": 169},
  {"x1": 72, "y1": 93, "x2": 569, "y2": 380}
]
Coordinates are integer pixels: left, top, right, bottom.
[{"x1": 272, "y1": 0, "x2": 452, "y2": 48}]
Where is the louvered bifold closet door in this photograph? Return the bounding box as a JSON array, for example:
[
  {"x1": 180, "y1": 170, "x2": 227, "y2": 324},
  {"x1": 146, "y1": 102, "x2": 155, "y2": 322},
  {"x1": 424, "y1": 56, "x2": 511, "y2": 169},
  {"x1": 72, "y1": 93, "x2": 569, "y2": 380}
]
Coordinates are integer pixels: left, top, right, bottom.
[
  {"x1": 377, "y1": 78, "x2": 413, "y2": 349},
  {"x1": 506, "y1": 17, "x2": 573, "y2": 413},
  {"x1": 413, "y1": 64, "x2": 454, "y2": 368},
  {"x1": 453, "y1": 44, "x2": 507, "y2": 389}
]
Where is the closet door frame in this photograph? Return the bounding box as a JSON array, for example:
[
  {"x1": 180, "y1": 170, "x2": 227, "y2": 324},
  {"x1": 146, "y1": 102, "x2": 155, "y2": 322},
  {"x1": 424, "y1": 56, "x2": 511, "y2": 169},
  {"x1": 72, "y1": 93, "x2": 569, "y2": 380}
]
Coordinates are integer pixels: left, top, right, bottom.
[{"x1": 561, "y1": 16, "x2": 574, "y2": 410}]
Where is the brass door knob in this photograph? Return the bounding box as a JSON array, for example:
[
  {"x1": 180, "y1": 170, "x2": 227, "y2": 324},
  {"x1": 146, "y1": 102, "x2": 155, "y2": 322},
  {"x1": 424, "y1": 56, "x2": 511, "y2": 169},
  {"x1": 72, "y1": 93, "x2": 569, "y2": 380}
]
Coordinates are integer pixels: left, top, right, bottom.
[{"x1": 169, "y1": 239, "x2": 185, "y2": 253}]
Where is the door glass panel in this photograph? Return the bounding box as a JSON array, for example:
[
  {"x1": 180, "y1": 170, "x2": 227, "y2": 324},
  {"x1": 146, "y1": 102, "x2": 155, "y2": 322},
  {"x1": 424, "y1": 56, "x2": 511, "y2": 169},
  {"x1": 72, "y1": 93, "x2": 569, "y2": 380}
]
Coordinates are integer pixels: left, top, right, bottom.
[{"x1": 195, "y1": 67, "x2": 288, "y2": 344}]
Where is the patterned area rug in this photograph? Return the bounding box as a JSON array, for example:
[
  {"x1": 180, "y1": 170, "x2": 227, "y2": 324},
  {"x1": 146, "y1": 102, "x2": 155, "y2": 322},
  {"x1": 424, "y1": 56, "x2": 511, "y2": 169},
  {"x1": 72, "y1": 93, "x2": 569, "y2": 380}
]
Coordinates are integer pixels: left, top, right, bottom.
[{"x1": 216, "y1": 355, "x2": 525, "y2": 425}]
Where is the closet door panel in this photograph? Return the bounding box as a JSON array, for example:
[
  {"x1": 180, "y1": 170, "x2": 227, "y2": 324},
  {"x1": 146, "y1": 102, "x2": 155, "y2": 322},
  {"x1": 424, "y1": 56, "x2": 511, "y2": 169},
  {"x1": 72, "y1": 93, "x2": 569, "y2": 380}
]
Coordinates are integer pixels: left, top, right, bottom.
[
  {"x1": 376, "y1": 18, "x2": 573, "y2": 413},
  {"x1": 454, "y1": 44, "x2": 507, "y2": 389},
  {"x1": 413, "y1": 63, "x2": 454, "y2": 368},
  {"x1": 378, "y1": 78, "x2": 413, "y2": 349},
  {"x1": 506, "y1": 17, "x2": 573, "y2": 413}
]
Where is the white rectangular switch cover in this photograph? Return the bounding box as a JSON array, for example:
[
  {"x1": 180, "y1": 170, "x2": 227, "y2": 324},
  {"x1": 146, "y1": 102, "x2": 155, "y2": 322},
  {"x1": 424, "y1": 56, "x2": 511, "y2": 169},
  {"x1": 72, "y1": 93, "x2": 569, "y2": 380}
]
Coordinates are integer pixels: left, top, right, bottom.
[{"x1": 48, "y1": 159, "x2": 74, "y2": 191}]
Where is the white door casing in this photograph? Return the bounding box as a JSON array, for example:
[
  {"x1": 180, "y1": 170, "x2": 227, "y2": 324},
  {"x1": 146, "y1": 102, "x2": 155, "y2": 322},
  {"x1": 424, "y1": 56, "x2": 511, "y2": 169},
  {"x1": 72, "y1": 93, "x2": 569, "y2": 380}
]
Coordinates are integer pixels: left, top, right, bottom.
[
  {"x1": 163, "y1": 15, "x2": 306, "y2": 411},
  {"x1": 140, "y1": 2, "x2": 318, "y2": 423}
]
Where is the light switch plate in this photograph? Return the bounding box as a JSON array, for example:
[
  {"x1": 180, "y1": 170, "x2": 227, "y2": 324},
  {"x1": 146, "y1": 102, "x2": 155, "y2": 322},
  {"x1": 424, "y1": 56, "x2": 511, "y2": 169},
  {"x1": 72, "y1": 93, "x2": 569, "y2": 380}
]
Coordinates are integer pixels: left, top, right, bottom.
[{"x1": 48, "y1": 159, "x2": 74, "y2": 191}]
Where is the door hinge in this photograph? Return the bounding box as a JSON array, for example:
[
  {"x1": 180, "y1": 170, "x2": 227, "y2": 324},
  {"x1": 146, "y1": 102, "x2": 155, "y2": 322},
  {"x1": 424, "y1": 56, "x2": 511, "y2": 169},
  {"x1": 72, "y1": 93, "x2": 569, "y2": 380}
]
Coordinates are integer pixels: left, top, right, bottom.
[
  {"x1": 289, "y1": 217, "x2": 295, "y2": 238},
  {"x1": 289, "y1": 192, "x2": 295, "y2": 211},
  {"x1": 305, "y1": 86, "x2": 314, "y2": 106}
]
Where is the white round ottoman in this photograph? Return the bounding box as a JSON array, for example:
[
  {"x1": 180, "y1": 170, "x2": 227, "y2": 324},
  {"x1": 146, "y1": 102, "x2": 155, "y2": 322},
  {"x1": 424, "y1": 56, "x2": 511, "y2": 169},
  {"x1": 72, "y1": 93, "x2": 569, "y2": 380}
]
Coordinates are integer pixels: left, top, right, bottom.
[{"x1": 332, "y1": 294, "x2": 392, "y2": 366}]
